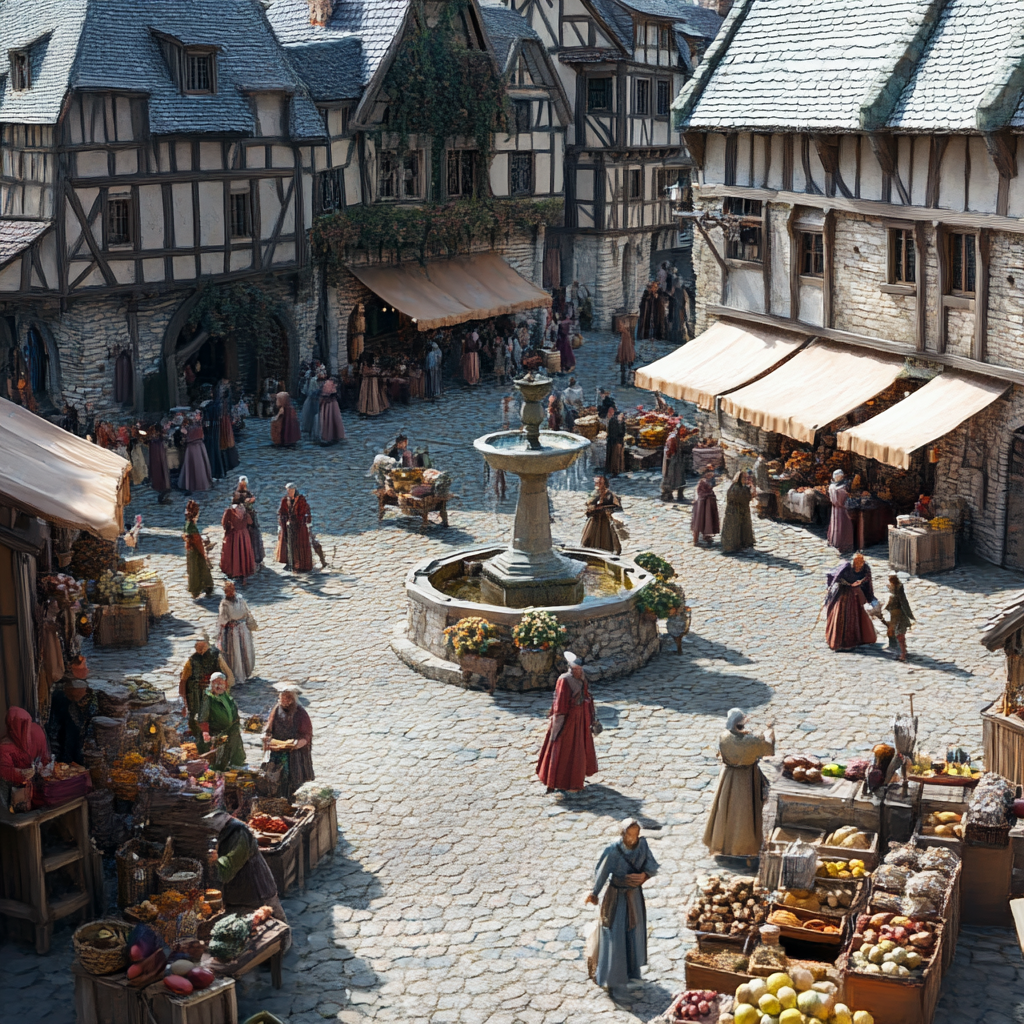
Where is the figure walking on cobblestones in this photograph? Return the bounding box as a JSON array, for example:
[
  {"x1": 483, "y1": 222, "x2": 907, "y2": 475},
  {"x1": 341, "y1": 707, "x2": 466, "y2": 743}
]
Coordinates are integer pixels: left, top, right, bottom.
[
  {"x1": 318, "y1": 378, "x2": 346, "y2": 445},
  {"x1": 581, "y1": 475, "x2": 623, "y2": 554},
  {"x1": 586, "y1": 818, "x2": 658, "y2": 1002},
  {"x1": 264, "y1": 683, "x2": 314, "y2": 798},
  {"x1": 179, "y1": 635, "x2": 233, "y2": 753},
  {"x1": 660, "y1": 424, "x2": 686, "y2": 502},
  {"x1": 615, "y1": 323, "x2": 636, "y2": 386},
  {"x1": 461, "y1": 331, "x2": 481, "y2": 385},
  {"x1": 218, "y1": 582, "x2": 258, "y2": 685},
  {"x1": 703, "y1": 708, "x2": 775, "y2": 860},
  {"x1": 691, "y1": 466, "x2": 720, "y2": 546},
  {"x1": 232, "y1": 476, "x2": 265, "y2": 569},
  {"x1": 885, "y1": 574, "x2": 915, "y2": 662},
  {"x1": 220, "y1": 502, "x2": 256, "y2": 584},
  {"x1": 272, "y1": 391, "x2": 301, "y2": 447},
  {"x1": 537, "y1": 652, "x2": 598, "y2": 793},
  {"x1": 179, "y1": 411, "x2": 213, "y2": 493},
  {"x1": 720, "y1": 471, "x2": 755, "y2": 553},
  {"x1": 182, "y1": 500, "x2": 215, "y2": 599},
  {"x1": 275, "y1": 483, "x2": 314, "y2": 572},
  {"x1": 605, "y1": 411, "x2": 626, "y2": 477},
  {"x1": 425, "y1": 341, "x2": 443, "y2": 400},
  {"x1": 825, "y1": 552, "x2": 878, "y2": 651}
]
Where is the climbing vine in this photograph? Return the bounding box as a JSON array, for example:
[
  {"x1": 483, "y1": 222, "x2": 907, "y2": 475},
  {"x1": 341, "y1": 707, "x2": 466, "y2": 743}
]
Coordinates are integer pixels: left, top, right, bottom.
[
  {"x1": 184, "y1": 282, "x2": 285, "y2": 359},
  {"x1": 378, "y1": 0, "x2": 509, "y2": 197},
  {"x1": 312, "y1": 196, "x2": 563, "y2": 281}
]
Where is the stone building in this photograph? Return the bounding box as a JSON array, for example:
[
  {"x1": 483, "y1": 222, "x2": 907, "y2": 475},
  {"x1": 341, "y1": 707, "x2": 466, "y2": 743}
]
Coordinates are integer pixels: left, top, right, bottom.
[
  {"x1": 488, "y1": 0, "x2": 722, "y2": 326},
  {"x1": 669, "y1": 0, "x2": 1024, "y2": 569}
]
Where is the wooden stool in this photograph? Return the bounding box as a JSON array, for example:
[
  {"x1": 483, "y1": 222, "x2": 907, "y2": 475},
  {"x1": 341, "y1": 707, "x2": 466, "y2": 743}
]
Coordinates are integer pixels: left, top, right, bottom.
[{"x1": 0, "y1": 796, "x2": 101, "y2": 953}]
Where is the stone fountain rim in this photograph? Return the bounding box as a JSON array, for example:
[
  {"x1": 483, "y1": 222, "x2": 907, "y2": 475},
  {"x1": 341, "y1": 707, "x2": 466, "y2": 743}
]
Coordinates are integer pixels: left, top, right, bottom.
[
  {"x1": 406, "y1": 545, "x2": 654, "y2": 624},
  {"x1": 472, "y1": 429, "x2": 592, "y2": 458}
]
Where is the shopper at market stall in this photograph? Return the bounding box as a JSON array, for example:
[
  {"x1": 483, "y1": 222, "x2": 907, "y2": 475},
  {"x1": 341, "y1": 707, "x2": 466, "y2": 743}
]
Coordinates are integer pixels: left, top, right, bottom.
[
  {"x1": 218, "y1": 582, "x2": 258, "y2": 686},
  {"x1": 827, "y1": 468, "x2": 855, "y2": 552},
  {"x1": 660, "y1": 424, "x2": 687, "y2": 503},
  {"x1": 203, "y1": 808, "x2": 289, "y2": 937},
  {"x1": 702, "y1": 708, "x2": 775, "y2": 860},
  {"x1": 232, "y1": 476, "x2": 265, "y2": 569},
  {"x1": 46, "y1": 679, "x2": 97, "y2": 766},
  {"x1": 275, "y1": 483, "x2": 314, "y2": 572},
  {"x1": 198, "y1": 672, "x2": 245, "y2": 771},
  {"x1": 263, "y1": 683, "x2": 314, "y2": 798},
  {"x1": 751, "y1": 454, "x2": 774, "y2": 518},
  {"x1": 825, "y1": 552, "x2": 878, "y2": 651},
  {"x1": 179, "y1": 636, "x2": 234, "y2": 753},
  {"x1": 691, "y1": 465, "x2": 720, "y2": 546},
  {"x1": 721, "y1": 471, "x2": 756, "y2": 553},
  {"x1": 220, "y1": 502, "x2": 256, "y2": 585},
  {"x1": 357, "y1": 353, "x2": 390, "y2": 417},
  {"x1": 425, "y1": 341, "x2": 444, "y2": 400},
  {"x1": 182, "y1": 500, "x2": 215, "y2": 600},
  {"x1": 597, "y1": 388, "x2": 616, "y2": 420},
  {"x1": 585, "y1": 818, "x2": 659, "y2": 1002},
  {"x1": 581, "y1": 475, "x2": 623, "y2": 554},
  {"x1": 885, "y1": 573, "x2": 915, "y2": 662},
  {"x1": 1, "y1": 706, "x2": 49, "y2": 783},
  {"x1": 563, "y1": 377, "x2": 584, "y2": 432},
  {"x1": 386, "y1": 434, "x2": 414, "y2": 467},
  {"x1": 605, "y1": 411, "x2": 626, "y2": 477},
  {"x1": 555, "y1": 317, "x2": 577, "y2": 373},
  {"x1": 536, "y1": 652, "x2": 598, "y2": 793}
]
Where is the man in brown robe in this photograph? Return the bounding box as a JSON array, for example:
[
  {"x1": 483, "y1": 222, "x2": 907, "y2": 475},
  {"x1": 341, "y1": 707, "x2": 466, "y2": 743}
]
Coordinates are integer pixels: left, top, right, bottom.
[
  {"x1": 691, "y1": 465, "x2": 720, "y2": 546},
  {"x1": 275, "y1": 483, "x2": 314, "y2": 572},
  {"x1": 703, "y1": 708, "x2": 774, "y2": 860}
]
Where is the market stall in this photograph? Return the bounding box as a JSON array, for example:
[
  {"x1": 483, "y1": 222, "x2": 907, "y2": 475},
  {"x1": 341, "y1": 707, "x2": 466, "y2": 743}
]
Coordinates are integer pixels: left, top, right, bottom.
[{"x1": 372, "y1": 463, "x2": 455, "y2": 531}]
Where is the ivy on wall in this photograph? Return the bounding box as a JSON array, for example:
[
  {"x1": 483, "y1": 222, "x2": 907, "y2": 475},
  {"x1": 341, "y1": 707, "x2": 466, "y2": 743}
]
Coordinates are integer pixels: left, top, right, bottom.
[
  {"x1": 312, "y1": 197, "x2": 564, "y2": 282},
  {"x1": 185, "y1": 282, "x2": 285, "y2": 360}
]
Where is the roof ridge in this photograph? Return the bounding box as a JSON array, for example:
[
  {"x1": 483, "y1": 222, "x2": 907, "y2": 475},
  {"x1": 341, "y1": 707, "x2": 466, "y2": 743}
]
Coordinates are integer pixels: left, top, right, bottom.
[{"x1": 976, "y1": 25, "x2": 1024, "y2": 132}]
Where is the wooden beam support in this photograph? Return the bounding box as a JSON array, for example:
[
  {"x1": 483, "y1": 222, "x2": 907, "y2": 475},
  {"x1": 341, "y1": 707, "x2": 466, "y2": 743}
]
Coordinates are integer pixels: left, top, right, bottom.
[
  {"x1": 925, "y1": 136, "x2": 948, "y2": 207},
  {"x1": 913, "y1": 220, "x2": 927, "y2": 352},
  {"x1": 682, "y1": 132, "x2": 706, "y2": 172},
  {"x1": 813, "y1": 135, "x2": 853, "y2": 200},
  {"x1": 822, "y1": 208, "x2": 836, "y2": 328},
  {"x1": 786, "y1": 206, "x2": 800, "y2": 321},
  {"x1": 869, "y1": 134, "x2": 912, "y2": 206},
  {"x1": 935, "y1": 223, "x2": 948, "y2": 353},
  {"x1": 762, "y1": 203, "x2": 771, "y2": 315},
  {"x1": 975, "y1": 227, "x2": 990, "y2": 363},
  {"x1": 64, "y1": 185, "x2": 117, "y2": 286},
  {"x1": 175, "y1": 328, "x2": 210, "y2": 368}
]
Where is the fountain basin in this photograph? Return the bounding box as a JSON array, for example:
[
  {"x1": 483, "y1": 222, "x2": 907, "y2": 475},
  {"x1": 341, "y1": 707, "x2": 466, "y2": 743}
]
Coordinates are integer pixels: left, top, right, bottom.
[
  {"x1": 393, "y1": 546, "x2": 661, "y2": 691},
  {"x1": 473, "y1": 430, "x2": 590, "y2": 474}
]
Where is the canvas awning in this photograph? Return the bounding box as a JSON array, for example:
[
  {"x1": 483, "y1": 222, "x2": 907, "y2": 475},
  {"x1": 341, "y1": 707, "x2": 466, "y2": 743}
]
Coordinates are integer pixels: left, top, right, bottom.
[
  {"x1": 633, "y1": 320, "x2": 806, "y2": 410},
  {"x1": 719, "y1": 341, "x2": 905, "y2": 443},
  {"x1": 347, "y1": 252, "x2": 551, "y2": 332},
  {"x1": 0, "y1": 397, "x2": 130, "y2": 540},
  {"x1": 837, "y1": 371, "x2": 1009, "y2": 470}
]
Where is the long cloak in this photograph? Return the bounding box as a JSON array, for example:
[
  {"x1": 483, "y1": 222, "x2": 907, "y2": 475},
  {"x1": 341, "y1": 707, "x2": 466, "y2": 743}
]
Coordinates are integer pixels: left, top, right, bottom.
[
  {"x1": 149, "y1": 436, "x2": 170, "y2": 494},
  {"x1": 605, "y1": 415, "x2": 626, "y2": 476},
  {"x1": 233, "y1": 490, "x2": 266, "y2": 565},
  {"x1": 198, "y1": 689, "x2": 245, "y2": 770},
  {"x1": 536, "y1": 671, "x2": 598, "y2": 791},
  {"x1": 425, "y1": 345, "x2": 443, "y2": 398},
  {"x1": 183, "y1": 520, "x2": 214, "y2": 598},
  {"x1": 703, "y1": 729, "x2": 775, "y2": 857},
  {"x1": 581, "y1": 489, "x2": 622, "y2": 554},
  {"x1": 660, "y1": 433, "x2": 685, "y2": 496},
  {"x1": 555, "y1": 320, "x2": 576, "y2": 371},
  {"x1": 720, "y1": 480, "x2": 755, "y2": 552},
  {"x1": 319, "y1": 389, "x2": 345, "y2": 443},
  {"x1": 827, "y1": 482, "x2": 855, "y2": 552},
  {"x1": 275, "y1": 494, "x2": 313, "y2": 571},
  {"x1": 203, "y1": 402, "x2": 225, "y2": 480},
  {"x1": 592, "y1": 838, "x2": 659, "y2": 991},
  {"x1": 300, "y1": 379, "x2": 321, "y2": 437},
  {"x1": 218, "y1": 596, "x2": 257, "y2": 685},
  {"x1": 692, "y1": 477, "x2": 720, "y2": 540},
  {"x1": 461, "y1": 337, "x2": 480, "y2": 385},
  {"x1": 179, "y1": 424, "x2": 212, "y2": 492},
  {"x1": 266, "y1": 703, "x2": 315, "y2": 798},
  {"x1": 825, "y1": 561, "x2": 878, "y2": 650},
  {"x1": 220, "y1": 505, "x2": 256, "y2": 580}
]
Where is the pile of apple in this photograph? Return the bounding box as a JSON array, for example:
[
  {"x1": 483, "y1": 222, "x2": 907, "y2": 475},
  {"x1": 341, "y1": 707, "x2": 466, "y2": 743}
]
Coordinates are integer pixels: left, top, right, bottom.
[
  {"x1": 672, "y1": 989, "x2": 721, "y2": 1020},
  {"x1": 720, "y1": 970, "x2": 874, "y2": 1024}
]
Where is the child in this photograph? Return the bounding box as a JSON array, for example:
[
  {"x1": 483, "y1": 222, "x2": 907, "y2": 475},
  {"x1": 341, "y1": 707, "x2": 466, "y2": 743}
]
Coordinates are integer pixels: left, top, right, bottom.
[
  {"x1": 885, "y1": 574, "x2": 915, "y2": 661},
  {"x1": 664, "y1": 582, "x2": 689, "y2": 654}
]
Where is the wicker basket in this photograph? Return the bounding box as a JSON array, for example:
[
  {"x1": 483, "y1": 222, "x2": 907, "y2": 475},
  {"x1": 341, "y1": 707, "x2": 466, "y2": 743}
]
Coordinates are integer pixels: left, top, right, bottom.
[
  {"x1": 966, "y1": 821, "x2": 1011, "y2": 847},
  {"x1": 73, "y1": 919, "x2": 131, "y2": 975},
  {"x1": 253, "y1": 797, "x2": 295, "y2": 817},
  {"x1": 93, "y1": 715, "x2": 126, "y2": 751},
  {"x1": 574, "y1": 416, "x2": 600, "y2": 440},
  {"x1": 156, "y1": 856, "x2": 205, "y2": 892},
  {"x1": 116, "y1": 838, "x2": 163, "y2": 909}
]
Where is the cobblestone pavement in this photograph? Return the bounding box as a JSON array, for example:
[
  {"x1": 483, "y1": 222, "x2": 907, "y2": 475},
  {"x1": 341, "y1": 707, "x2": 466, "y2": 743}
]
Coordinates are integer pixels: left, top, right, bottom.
[{"x1": 4, "y1": 331, "x2": 1023, "y2": 1023}]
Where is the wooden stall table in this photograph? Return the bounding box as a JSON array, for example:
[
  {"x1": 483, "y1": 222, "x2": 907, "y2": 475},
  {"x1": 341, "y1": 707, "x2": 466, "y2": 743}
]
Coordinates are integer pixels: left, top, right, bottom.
[
  {"x1": 888, "y1": 523, "x2": 955, "y2": 575},
  {"x1": 981, "y1": 700, "x2": 1024, "y2": 789},
  {"x1": 260, "y1": 810, "x2": 313, "y2": 896},
  {"x1": 0, "y1": 796, "x2": 101, "y2": 953},
  {"x1": 305, "y1": 800, "x2": 339, "y2": 875},
  {"x1": 140, "y1": 579, "x2": 170, "y2": 619},
  {"x1": 374, "y1": 487, "x2": 399, "y2": 521},
  {"x1": 202, "y1": 918, "x2": 290, "y2": 990},
  {"x1": 846, "y1": 499, "x2": 895, "y2": 548},
  {"x1": 95, "y1": 602, "x2": 149, "y2": 647}
]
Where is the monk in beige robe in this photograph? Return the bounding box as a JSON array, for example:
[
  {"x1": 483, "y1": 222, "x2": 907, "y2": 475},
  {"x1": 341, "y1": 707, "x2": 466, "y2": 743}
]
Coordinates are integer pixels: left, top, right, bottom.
[{"x1": 703, "y1": 708, "x2": 775, "y2": 859}]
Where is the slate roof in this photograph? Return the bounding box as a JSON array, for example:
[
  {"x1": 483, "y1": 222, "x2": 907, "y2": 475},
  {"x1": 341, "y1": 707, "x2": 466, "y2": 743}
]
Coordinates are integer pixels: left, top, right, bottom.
[
  {"x1": 620, "y1": 0, "x2": 710, "y2": 23},
  {"x1": 589, "y1": 0, "x2": 634, "y2": 51},
  {"x1": 677, "y1": 0, "x2": 1024, "y2": 132},
  {"x1": 0, "y1": 0, "x2": 324, "y2": 138},
  {"x1": 0, "y1": 220, "x2": 51, "y2": 267},
  {"x1": 981, "y1": 590, "x2": 1024, "y2": 651},
  {"x1": 265, "y1": 0, "x2": 410, "y2": 102},
  {"x1": 479, "y1": 5, "x2": 541, "y2": 70},
  {"x1": 673, "y1": 6, "x2": 724, "y2": 40}
]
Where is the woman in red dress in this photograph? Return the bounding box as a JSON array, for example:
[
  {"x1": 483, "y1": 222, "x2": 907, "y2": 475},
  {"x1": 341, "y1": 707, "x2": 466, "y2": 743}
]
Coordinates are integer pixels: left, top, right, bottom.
[
  {"x1": 536, "y1": 653, "x2": 598, "y2": 793},
  {"x1": 220, "y1": 503, "x2": 256, "y2": 584},
  {"x1": 825, "y1": 553, "x2": 878, "y2": 651}
]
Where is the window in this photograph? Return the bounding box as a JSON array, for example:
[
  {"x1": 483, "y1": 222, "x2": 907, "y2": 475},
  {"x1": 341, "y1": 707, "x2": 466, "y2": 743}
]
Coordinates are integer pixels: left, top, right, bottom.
[
  {"x1": 634, "y1": 79, "x2": 650, "y2": 116},
  {"x1": 379, "y1": 151, "x2": 422, "y2": 200},
  {"x1": 184, "y1": 50, "x2": 215, "y2": 94},
  {"x1": 801, "y1": 231, "x2": 825, "y2": 277},
  {"x1": 447, "y1": 150, "x2": 476, "y2": 198},
  {"x1": 510, "y1": 153, "x2": 533, "y2": 196},
  {"x1": 656, "y1": 169, "x2": 679, "y2": 197},
  {"x1": 229, "y1": 191, "x2": 251, "y2": 237},
  {"x1": 319, "y1": 167, "x2": 344, "y2": 212},
  {"x1": 105, "y1": 196, "x2": 132, "y2": 247},
  {"x1": 10, "y1": 50, "x2": 30, "y2": 91},
  {"x1": 659, "y1": 26, "x2": 671, "y2": 50},
  {"x1": 657, "y1": 80, "x2": 671, "y2": 117},
  {"x1": 723, "y1": 197, "x2": 763, "y2": 262},
  {"x1": 889, "y1": 228, "x2": 916, "y2": 285},
  {"x1": 514, "y1": 100, "x2": 531, "y2": 134},
  {"x1": 628, "y1": 169, "x2": 642, "y2": 200},
  {"x1": 588, "y1": 77, "x2": 612, "y2": 112},
  {"x1": 947, "y1": 231, "x2": 976, "y2": 295}
]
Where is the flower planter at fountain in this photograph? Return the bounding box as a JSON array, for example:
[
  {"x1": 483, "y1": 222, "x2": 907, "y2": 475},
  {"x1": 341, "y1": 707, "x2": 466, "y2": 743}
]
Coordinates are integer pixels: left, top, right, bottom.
[{"x1": 518, "y1": 648, "x2": 555, "y2": 676}]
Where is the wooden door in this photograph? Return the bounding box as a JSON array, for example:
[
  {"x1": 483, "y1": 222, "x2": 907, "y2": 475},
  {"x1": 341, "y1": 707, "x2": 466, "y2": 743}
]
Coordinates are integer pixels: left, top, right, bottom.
[{"x1": 1005, "y1": 431, "x2": 1024, "y2": 570}]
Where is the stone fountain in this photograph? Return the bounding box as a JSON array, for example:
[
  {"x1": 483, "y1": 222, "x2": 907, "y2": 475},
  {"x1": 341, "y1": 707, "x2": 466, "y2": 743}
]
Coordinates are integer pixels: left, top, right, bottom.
[
  {"x1": 393, "y1": 374, "x2": 661, "y2": 691},
  {"x1": 473, "y1": 373, "x2": 590, "y2": 607}
]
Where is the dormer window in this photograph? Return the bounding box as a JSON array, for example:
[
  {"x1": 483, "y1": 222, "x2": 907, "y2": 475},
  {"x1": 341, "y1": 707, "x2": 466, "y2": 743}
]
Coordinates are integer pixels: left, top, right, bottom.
[
  {"x1": 10, "y1": 50, "x2": 30, "y2": 91},
  {"x1": 185, "y1": 50, "x2": 215, "y2": 94},
  {"x1": 152, "y1": 31, "x2": 219, "y2": 96}
]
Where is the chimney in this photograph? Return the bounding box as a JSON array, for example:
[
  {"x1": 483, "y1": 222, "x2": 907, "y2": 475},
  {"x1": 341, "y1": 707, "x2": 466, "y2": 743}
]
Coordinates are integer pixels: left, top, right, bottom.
[{"x1": 308, "y1": 0, "x2": 333, "y2": 26}]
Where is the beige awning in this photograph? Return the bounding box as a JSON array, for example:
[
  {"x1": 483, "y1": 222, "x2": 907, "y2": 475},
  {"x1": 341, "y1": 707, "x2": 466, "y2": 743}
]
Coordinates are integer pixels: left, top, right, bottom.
[
  {"x1": 634, "y1": 320, "x2": 806, "y2": 410},
  {"x1": 838, "y1": 371, "x2": 1009, "y2": 470},
  {"x1": 347, "y1": 252, "x2": 551, "y2": 332},
  {"x1": 719, "y1": 340, "x2": 906, "y2": 443},
  {"x1": 0, "y1": 397, "x2": 130, "y2": 540}
]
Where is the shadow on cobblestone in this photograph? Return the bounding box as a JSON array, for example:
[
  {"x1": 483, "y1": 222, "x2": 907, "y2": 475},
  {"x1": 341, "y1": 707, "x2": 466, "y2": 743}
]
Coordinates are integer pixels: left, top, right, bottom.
[
  {"x1": 684, "y1": 633, "x2": 755, "y2": 665},
  {"x1": 728, "y1": 547, "x2": 807, "y2": 572},
  {"x1": 557, "y1": 784, "x2": 650, "y2": 825}
]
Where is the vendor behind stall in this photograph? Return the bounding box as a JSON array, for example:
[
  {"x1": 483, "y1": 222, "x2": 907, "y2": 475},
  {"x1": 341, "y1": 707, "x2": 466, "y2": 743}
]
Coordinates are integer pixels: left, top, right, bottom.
[
  {"x1": 263, "y1": 683, "x2": 314, "y2": 798},
  {"x1": 48, "y1": 678, "x2": 98, "y2": 765},
  {"x1": 198, "y1": 673, "x2": 245, "y2": 771},
  {"x1": 179, "y1": 636, "x2": 234, "y2": 753},
  {"x1": 203, "y1": 809, "x2": 289, "y2": 944},
  {"x1": 1, "y1": 707, "x2": 48, "y2": 784}
]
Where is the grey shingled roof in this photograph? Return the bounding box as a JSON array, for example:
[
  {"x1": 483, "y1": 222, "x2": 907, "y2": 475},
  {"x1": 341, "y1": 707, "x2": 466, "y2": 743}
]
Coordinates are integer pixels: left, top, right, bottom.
[
  {"x1": 980, "y1": 590, "x2": 1024, "y2": 651},
  {"x1": 589, "y1": 0, "x2": 633, "y2": 51},
  {"x1": 673, "y1": 6, "x2": 724, "y2": 40},
  {"x1": 0, "y1": 220, "x2": 51, "y2": 267},
  {"x1": 479, "y1": 5, "x2": 541, "y2": 70},
  {"x1": 619, "y1": 0, "x2": 704, "y2": 21},
  {"x1": 0, "y1": 0, "x2": 324, "y2": 138},
  {"x1": 266, "y1": 0, "x2": 410, "y2": 100},
  {"x1": 678, "y1": 0, "x2": 1024, "y2": 132}
]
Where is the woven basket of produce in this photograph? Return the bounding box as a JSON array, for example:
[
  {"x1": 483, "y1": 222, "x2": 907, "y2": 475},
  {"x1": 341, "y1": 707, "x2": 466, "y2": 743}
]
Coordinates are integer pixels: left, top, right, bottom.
[
  {"x1": 116, "y1": 838, "x2": 164, "y2": 909},
  {"x1": 96, "y1": 690, "x2": 131, "y2": 718},
  {"x1": 156, "y1": 856, "x2": 204, "y2": 893},
  {"x1": 639, "y1": 425, "x2": 669, "y2": 448},
  {"x1": 389, "y1": 468, "x2": 424, "y2": 494},
  {"x1": 93, "y1": 715, "x2": 126, "y2": 750},
  {"x1": 574, "y1": 416, "x2": 600, "y2": 440},
  {"x1": 253, "y1": 796, "x2": 294, "y2": 817},
  {"x1": 73, "y1": 919, "x2": 131, "y2": 975}
]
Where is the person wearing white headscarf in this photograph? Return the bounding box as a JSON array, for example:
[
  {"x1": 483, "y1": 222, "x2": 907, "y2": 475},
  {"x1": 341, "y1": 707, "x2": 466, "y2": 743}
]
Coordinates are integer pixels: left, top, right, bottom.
[
  {"x1": 536, "y1": 652, "x2": 598, "y2": 793},
  {"x1": 703, "y1": 708, "x2": 775, "y2": 859},
  {"x1": 827, "y1": 468, "x2": 854, "y2": 553},
  {"x1": 585, "y1": 817, "x2": 659, "y2": 1001}
]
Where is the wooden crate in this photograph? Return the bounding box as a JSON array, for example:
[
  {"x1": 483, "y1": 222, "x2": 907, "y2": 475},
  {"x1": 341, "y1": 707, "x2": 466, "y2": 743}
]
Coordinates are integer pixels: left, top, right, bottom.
[
  {"x1": 683, "y1": 952, "x2": 752, "y2": 993},
  {"x1": 74, "y1": 965, "x2": 237, "y2": 1024},
  {"x1": 841, "y1": 930, "x2": 943, "y2": 1024},
  {"x1": 981, "y1": 702, "x2": 1024, "y2": 788},
  {"x1": 816, "y1": 829, "x2": 879, "y2": 869},
  {"x1": 767, "y1": 903, "x2": 846, "y2": 947},
  {"x1": 143, "y1": 977, "x2": 238, "y2": 1024},
  {"x1": 95, "y1": 604, "x2": 149, "y2": 648},
  {"x1": 962, "y1": 840, "x2": 1013, "y2": 926},
  {"x1": 262, "y1": 816, "x2": 309, "y2": 895},
  {"x1": 888, "y1": 525, "x2": 955, "y2": 575},
  {"x1": 305, "y1": 801, "x2": 338, "y2": 876}
]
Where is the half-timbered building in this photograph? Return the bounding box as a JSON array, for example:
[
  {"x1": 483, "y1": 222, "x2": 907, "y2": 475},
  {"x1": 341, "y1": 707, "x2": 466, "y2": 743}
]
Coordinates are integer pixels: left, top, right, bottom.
[
  {"x1": 672, "y1": 0, "x2": 1024, "y2": 568},
  {"x1": 494, "y1": 0, "x2": 721, "y2": 326},
  {"x1": 0, "y1": 0, "x2": 326, "y2": 412}
]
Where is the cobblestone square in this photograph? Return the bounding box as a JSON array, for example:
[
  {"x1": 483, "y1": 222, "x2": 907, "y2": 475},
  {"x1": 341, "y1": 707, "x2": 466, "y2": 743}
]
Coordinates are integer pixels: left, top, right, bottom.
[{"x1": 5, "y1": 331, "x2": 1021, "y2": 1023}]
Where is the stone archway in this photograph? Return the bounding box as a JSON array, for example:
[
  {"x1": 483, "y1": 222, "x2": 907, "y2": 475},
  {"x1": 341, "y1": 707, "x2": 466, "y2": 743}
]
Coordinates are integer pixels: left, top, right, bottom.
[{"x1": 19, "y1": 318, "x2": 62, "y2": 409}]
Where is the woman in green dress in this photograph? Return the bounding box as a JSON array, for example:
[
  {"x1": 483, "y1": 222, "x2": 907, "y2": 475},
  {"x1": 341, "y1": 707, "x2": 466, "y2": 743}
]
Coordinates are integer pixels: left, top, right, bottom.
[
  {"x1": 198, "y1": 673, "x2": 246, "y2": 771},
  {"x1": 182, "y1": 499, "x2": 214, "y2": 600}
]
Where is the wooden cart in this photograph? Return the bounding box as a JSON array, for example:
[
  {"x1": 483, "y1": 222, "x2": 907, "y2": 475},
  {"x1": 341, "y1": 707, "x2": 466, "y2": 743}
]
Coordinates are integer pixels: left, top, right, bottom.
[{"x1": 375, "y1": 487, "x2": 454, "y2": 531}]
